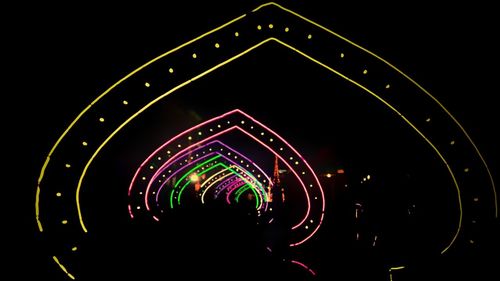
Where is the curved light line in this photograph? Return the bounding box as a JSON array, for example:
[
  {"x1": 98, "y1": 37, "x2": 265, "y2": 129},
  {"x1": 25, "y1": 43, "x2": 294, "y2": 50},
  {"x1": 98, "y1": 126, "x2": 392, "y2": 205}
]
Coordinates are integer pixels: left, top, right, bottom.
[
  {"x1": 147, "y1": 127, "x2": 237, "y2": 210},
  {"x1": 290, "y1": 259, "x2": 317, "y2": 276},
  {"x1": 235, "y1": 185, "x2": 259, "y2": 208},
  {"x1": 203, "y1": 175, "x2": 242, "y2": 203},
  {"x1": 149, "y1": 140, "x2": 272, "y2": 193},
  {"x1": 152, "y1": 150, "x2": 268, "y2": 207},
  {"x1": 269, "y1": 38, "x2": 462, "y2": 252},
  {"x1": 35, "y1": 13, "x2": 247, "y2": 234},
  {"x1": 258, "y1": 1, "x2": 496, "y2": 218},
  {"x1": 212, "y1": 176, "x2": 246, "y2": 200},
  {"x1": 175, "y1": 162, "x2": 262, "y2": 209},
  {"x1": 52, "y1": 256, "x2": 75, "y2": 280},
  {"x1": 155, "y1": 152, "x2": 266, "y2": 209},
  {"x1": 176, "y1": 163, "x2": 263, "y2": 209},
  {"x1": 234, "y1": 126, "x2": 313, "y2": 230},
  {"x1": 154, "y1": 152, "x2": 218, "y2": 203},
  {"x1": 200, "y1": 166, "x2": 261, "y2": 203},
  {"x1": 212, "y1": 175, "x2": 242, "y2": 197}
]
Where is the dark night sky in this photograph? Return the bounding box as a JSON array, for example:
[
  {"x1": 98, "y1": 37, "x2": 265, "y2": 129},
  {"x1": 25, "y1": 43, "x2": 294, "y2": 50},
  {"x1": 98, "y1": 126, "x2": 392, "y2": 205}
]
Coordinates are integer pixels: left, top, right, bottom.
[{"x1": 6, "y1": 0, "x2": 499, "y2": 280}]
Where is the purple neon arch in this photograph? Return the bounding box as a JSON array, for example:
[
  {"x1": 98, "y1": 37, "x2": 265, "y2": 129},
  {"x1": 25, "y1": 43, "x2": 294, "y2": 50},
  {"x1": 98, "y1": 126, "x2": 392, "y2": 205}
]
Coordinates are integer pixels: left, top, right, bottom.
[
  {"x1": 150, "y1": 142, "x2": 271, "y2": 207},
  {"x1": 151, "y1": 153, "x2": 267, "y2": 211},
  {"x1": 150, "y1": 140, "x2": 272, "y2": 189}
]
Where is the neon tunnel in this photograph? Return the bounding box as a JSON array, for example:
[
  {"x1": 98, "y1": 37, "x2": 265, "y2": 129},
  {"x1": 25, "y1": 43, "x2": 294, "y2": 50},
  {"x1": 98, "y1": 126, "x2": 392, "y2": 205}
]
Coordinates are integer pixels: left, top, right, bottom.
[{"x1": 128, "y1": 109, "x2": 326, "y2": 247}]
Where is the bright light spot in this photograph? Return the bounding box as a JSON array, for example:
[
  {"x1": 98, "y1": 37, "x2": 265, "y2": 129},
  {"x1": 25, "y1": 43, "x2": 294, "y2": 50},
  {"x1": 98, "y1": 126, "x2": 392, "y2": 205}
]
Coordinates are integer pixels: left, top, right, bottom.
[
  {"x1": 385, "y1": 84, "x2": 391, "y2": 89},
  {"x1": 62, "y1": 220, "x2": 68, "y2": 225},
  {"x1": 295, "y1": 161, "x2": 299, "y2": 165},
  {"x1": 307, "y1": 34, "x2": 312, "y2": 39},
  {"x1": 340, "y1": 53, "x2": 345, "y2": 58},
  {"x1": 310, "y1": 220, "x2": 314, "y2": 223},
  {"x1": 139, "y1": 192, "x2": 143, "y2": 195},
  {"x1": 473, "y1": 197, "x2": 479, "y2": 202},
  {"x1": 285, "y1": 27, "x2": 289, "y2": 32},
  {"x1": 82, "y1": 141, "x2": 88, "y2": 146},
  {"x1": 188, "y1": 136, "x2": 192, "y2": 140},
  {"x1": 190, "y1": 174, "x2": 199, "y2": 182},
  {"x1": 309, "y1": 184, "x2": 313, "y2": 187},
  {"x1": 450, "y1": 140, "x2": 455, "y2": 145},
  {"x1": 192, "y1": 53, "x2": 197, "y2": 59},
  {"x1": 198, "y1": 131, "x2": 202, "y2": 135},
  {"x1": 228, "y1": 152, "x2": 231, "y2": 156},
  {"x1": 469, "y1": 240, "x2": 475, "y2": 244},
  {"x1": 257, "y1": 175, "x2": 261, "y2": 178},
  {"x1": 250, "y1": 126, "x2": 254, "y2": 129},
  {"x1": 209, "y1": 128, "x2": 213, "y2": 132},
  {"x1": 65, "y1": 164, "x2": 71, "y2": 168},
  {"x1": 136, "y1": 206, "x2": 141, "y2": 210},
  {"x1": 305, "y1": 225, "x2": 309, "y2": 229},
  {"x1": 363, "y1": 69, "x2": 368, "y2": 75},
  {"x1": 177, "y1": 144, "x2": 182, "y2": 148},
  {"x1": 169, "y1": 68, "x2": 174, "y2": 73},
  {"x1": 367, "y1": 175, "x2": 371, "y2": 180},
  {"x1": 257, "y1": 25, "x2": 262, "y2": 30},
  {"x1": 464, "y1": 168, "x2": 470, "y2": 173},
  {"x1": 241, "y1": 120, "x2": 245, "y2": 124},
  {"x1": 217, "y1": 124, "x2": 221, "y2": 128},
  {"x1": 141, "y1": 177, "x2": 146, "y2": 180},
  {"x1": 99, "y1": 117, "x2": 105, "y2": 122},
  {"x1": 302, "y1": 171, "x2": 306, "y2": 175},
  {"x1": 215, "y1": 43, "x2": 220, "y2": 48},
  {"x1": 56, "y1": 192, "x2": 62, "y2": 197},
  {"x1": 122, "y1": 100, "x2": 128, "y2": 105},
  {"x1": 279, "y1": 147, "x2": 283, "y2": 151},
  {"x1": 71, "y1": 247, "x2": 77, "y2": 252},
  {"x1": 145, "y1": 82, "x2": 150, "y2": 87},
  {"x1": 326, "y1": 173, "x2": 332, "y2": 178},
  {"x1": 314, "y1": 196, "x2": 318, "y2": 200},
  {"x1": 425, "y1": 117, "x2": 431, "y2": 122},
  {"x1": 149, "y1": 165, "x2": 154, "y2": 170},
  {"x1": 337, "y1": 169, "x2": 345, "y2": 174},
  {"x1": 167, "y1": 150, "x2": 171, "y2": 154},
  {"x1": 261, "y1": 132, "x2": 264, "y2": 136},
  {"x1": 152, "y1": 191, "x2": 156, "y2": 194},
  {"x1": 269, "y1": 138, "x2": 273, "y2": 142},
  {"x1": 289, "y1": 157, "x2": 293, "y2": 160},
  {"x1": 268, "y1": 24, "x2": 274, "y2": 29},
  {"x1": 235, "y1": 32, "x2": 239, "y2": 37},
  {"x1": 157, "y1": 156, "x2": 162, "y2": 160}
]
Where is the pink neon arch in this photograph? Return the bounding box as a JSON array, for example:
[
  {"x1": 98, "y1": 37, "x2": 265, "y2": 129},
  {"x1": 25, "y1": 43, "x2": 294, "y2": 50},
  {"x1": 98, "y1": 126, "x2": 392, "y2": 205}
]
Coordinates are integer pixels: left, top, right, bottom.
[{"x1": 128, "y1": 109, "x2": 325, "y2": 246}]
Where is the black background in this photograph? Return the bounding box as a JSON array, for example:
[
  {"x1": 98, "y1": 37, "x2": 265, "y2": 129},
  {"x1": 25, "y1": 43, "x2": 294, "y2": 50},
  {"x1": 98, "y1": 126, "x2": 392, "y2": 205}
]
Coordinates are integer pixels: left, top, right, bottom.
[{"x1": 7, "y1": 0, "x2": 499, "y2": 280}]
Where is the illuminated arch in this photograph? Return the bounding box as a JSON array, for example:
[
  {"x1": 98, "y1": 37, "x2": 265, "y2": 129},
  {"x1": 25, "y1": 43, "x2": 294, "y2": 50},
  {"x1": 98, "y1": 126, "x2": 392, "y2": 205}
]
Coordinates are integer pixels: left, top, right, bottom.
[
  {"x1": 34, "y1": 2, "x2": 496, "y2": 279},
  {"x1": 128, "y1": 109, "x2": 326, "y2": 246}
]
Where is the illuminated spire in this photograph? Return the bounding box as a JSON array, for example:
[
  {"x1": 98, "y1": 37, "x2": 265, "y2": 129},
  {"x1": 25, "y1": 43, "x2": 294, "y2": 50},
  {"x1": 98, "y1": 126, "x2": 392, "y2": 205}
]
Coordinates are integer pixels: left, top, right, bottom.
[
  {"x1": 273, "y1": 156, "x2": 280, "y2": 185},
  {"x1": 270, "y1": 156, "x2": 285, "y2": 203}
]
